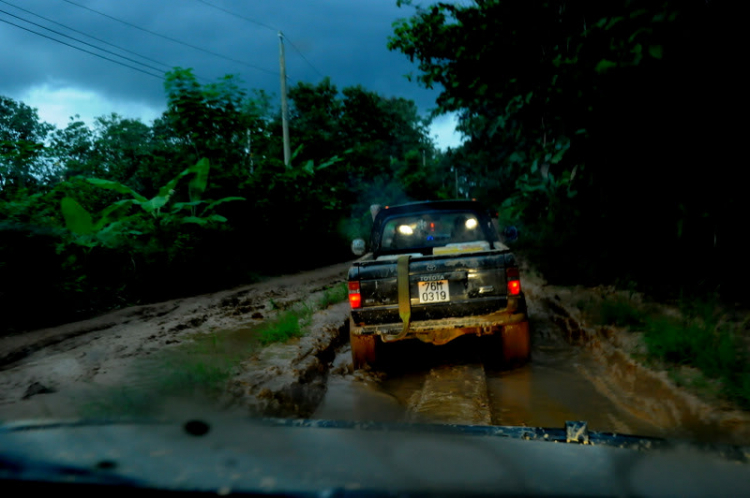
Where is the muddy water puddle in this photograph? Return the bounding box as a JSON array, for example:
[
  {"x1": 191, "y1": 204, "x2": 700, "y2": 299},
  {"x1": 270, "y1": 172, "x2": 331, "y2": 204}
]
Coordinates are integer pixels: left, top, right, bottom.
[
  {"x1": 486, "y1": 346, "x2": 659, "y2": 437},
  {"x1": 314, "y1": 331, "x2": 740, "y2": 444}
]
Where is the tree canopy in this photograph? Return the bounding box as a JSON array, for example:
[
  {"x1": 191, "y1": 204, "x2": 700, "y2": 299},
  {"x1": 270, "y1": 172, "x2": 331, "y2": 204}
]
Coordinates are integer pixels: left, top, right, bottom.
[
  {"x1": 388, "y1": 0, "x2": 744, "y2": 298},
  {"x1": 0, "y1": 69, "x2": 441, "y2": 332}
]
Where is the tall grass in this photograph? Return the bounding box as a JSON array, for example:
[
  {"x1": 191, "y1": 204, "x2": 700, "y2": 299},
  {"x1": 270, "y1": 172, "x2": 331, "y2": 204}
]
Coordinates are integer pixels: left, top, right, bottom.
[
  {"x1": 643, "y1": 301, "x2": 750, "y2": 408},
  {"x1": 257, "y1": 282, "x2": 347, "y2": 345},
  {"x1": 257, "y1": 307, "x2": 310, "y2": 345},
  {"x1": 317, "y1": 282, "x2": 348, "y2": 309},
  {"x1": 584, "y1": 292, "x2": 750, "y2": 408}
]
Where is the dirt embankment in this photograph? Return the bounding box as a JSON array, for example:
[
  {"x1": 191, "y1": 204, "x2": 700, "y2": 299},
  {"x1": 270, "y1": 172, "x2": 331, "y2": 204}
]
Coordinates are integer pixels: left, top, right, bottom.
[{"x1": 519, "y1": 263, "x2": 750, "y2": 445}]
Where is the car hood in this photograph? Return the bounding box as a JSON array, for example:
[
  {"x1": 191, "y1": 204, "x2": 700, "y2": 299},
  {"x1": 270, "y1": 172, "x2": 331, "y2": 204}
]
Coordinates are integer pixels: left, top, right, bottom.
[{"x1": 1, "y1": 417, "x2": 749, "y2": 497}]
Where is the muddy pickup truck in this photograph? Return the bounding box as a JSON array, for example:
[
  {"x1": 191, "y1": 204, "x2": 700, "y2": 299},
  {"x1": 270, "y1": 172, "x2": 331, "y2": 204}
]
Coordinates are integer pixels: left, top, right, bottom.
[{"x1": 347, "y1": 200, "x2": 530, "y2": 369}]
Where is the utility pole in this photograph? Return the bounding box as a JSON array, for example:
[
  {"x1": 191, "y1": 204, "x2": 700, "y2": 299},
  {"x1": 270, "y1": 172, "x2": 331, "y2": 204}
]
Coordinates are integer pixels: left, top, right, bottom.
[
  {"x1": 278, "y1": 31, "x2": 291, "y2": 168},
  {"x1": 246, "y1": 128, "x2": 253, "y2": 174}
]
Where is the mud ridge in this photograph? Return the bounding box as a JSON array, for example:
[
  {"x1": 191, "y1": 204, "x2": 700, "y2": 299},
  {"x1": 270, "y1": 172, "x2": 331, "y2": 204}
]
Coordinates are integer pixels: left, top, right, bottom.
[
  {"x1": 0, "y1": 322, "x2": 117, "y2": 370},
  {"x1": 226, "y1": 303, "x2": 351, "y2": 418},
  {"x1": 542, "y1": 294, "x2": 750, "y2": 445}
]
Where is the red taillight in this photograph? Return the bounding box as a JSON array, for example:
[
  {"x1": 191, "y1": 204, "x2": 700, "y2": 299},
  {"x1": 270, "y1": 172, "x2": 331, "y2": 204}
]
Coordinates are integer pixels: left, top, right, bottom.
[
  {"x1": 506, "y1": 267, "x2": 521, "y2": 296},
  {"x1": 348, "y1": 281, "x2": 361, "y2": 308},
  {"x1": 508, "y1": 280, "x2": 521, "y2": 295}
]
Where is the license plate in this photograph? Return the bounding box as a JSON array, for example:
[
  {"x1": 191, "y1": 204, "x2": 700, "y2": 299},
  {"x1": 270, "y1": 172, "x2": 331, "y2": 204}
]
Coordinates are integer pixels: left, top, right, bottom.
[{"x1": 418, "y1": 280, "x2": 450, "y2": 303}]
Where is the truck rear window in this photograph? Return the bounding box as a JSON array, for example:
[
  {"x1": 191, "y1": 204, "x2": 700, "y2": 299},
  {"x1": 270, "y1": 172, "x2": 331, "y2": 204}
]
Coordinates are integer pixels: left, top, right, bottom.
[{"x1": 380, "y1": 211, "x2": 487, "y2": 252}]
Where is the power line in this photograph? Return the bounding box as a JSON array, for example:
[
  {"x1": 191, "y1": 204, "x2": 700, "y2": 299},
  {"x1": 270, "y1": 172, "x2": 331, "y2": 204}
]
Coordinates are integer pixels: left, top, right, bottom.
[
  {"x1": 0, "y1": 0, "x2": 171, "y2": 71},
  {"x1": 193, "y1": 0, "x2": 326, "y2": 80},
  {"x1": 0, "y1": 0, "x2": 212, "y2": 82},
  {"x1": 0, "y1": 7, "x2": 166, "y2": 75},
  {"x1": 61, "y1": 0, "x2": 279, "y2": 76},
  {"x1": 283, "y1": 35, "x2": 326, "y2": 80},
  {"x1": 194, "y1": 0, "x2": 278, "y2": 32},
  {"x1": 0, "y1": 16, "x2": 163, "y2": 79}
]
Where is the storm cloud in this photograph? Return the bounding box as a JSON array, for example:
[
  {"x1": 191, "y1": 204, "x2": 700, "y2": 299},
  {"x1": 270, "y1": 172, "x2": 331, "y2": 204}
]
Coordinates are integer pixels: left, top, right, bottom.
[{"x1": 1, "y1": 0, "x2": 452, "y2": 139}]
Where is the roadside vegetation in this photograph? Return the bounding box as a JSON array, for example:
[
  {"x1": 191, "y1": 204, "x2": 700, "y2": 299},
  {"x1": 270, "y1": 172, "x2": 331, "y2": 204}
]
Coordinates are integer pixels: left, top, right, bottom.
[
  {"x1": 1, "y1": 71, "x2": 440, "y2": 333},
  {"x1": 580, "y1": 293, "x2": 750, "y2": 409},
  {"x1": 259, "y1": 282, "x2": 348, "y2": 344}
]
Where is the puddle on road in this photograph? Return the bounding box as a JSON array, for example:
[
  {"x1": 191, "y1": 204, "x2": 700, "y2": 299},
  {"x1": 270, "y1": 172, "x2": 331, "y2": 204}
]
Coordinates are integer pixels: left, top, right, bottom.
[
  {"x1": 485, "y1": 348, "x2": 658, "y2": 437},
  {"x1": 314, "y1": 334, "x2": 639, "y2": 432},
  {"x1": 313, "y1": 375, "x2": 406, "y2": 422},
  {"x1": 313, "y1": 329, "x2": 747, "y2": 445},
  {"x1": 314, "y1": 336, "x2": 495, "y2": 425}
]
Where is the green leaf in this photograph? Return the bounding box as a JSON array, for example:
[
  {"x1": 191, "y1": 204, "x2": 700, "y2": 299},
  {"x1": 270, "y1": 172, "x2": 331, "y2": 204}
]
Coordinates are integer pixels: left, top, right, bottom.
[
  {"x1": 85, "y1": 178, "x2": 147, "y2": 202},
  {"x1": 94, "y1": 199, "x2": 137, "y2": 230},
  {"x1": 61, "y1": 197, "x2": 93, "y2": 235},
  {"x1": 205, "y1": 214, "x2": 228, "y2": 223},
  {"x1": 188, "y1": 158, "x2": 210, "y2": 202},
  {"x1": 316, "y1": 155, "x2": 342, "y2": 170},
  {"x1": 648, "y1": 45, "x2": 663, "y2": 59},
  {"x1": 95, "y1": 222, "x2": 125, "y2": 248},
  {"x1": 140, "y1": 195, "x2": 170, "y2": 213},
  {"x1": 550, "y1": 138, "x2": 571, "y2": 164},
  {"x1": 181, "y1": 216, "x2": 208, "y2": 225},
  {"x1": 203, "y1": 197, "x2": 245, "y2": 212},
  {"x1": 605, "y1": 16, "x2": 624, "y2": 30},
  {"x1": 171, "y1": 200, "x2": 205, "y2": 213},
  {"x1": 595, "y1": 59, "x2": 618, "y2": 73},
  {"x1": 628, "y1": 27, "x2": 653, "y2": 43}
]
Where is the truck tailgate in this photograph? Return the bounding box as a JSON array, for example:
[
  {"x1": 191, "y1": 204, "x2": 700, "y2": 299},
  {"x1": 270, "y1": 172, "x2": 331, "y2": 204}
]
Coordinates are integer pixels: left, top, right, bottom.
[{"x1": 350, "y1": 251, "x2": 516, "y2": 325}]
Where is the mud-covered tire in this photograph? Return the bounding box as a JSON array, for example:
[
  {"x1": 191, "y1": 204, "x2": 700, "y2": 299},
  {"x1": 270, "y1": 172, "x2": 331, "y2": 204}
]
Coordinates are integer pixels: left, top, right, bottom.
[
  {"x1": 481, "y1": 321, "x2": 531, "y2": 370},
  {"x1": 350, "y1": 320, "x2": 379, "y2": 370},
  {"x1": 501, "y1": 321, "x2": 531, "y2": 365}
]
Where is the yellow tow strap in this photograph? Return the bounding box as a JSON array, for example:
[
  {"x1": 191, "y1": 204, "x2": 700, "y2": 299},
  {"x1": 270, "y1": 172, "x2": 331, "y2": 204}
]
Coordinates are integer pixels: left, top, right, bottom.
[{"x1": 395, "y1": 254, "x2": 411, "y2": 340}]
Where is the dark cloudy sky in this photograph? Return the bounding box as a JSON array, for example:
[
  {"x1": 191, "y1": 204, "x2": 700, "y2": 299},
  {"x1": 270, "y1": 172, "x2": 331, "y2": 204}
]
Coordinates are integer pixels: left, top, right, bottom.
[{"x1": 0, "y1": 0, "x2": 463, "y2": 148}]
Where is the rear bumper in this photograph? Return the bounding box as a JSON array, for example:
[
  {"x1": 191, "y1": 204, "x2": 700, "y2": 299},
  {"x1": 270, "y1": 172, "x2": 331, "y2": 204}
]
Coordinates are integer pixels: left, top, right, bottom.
[{"x1": 351, "y1": 296, "x2": 528, "y2": 346}]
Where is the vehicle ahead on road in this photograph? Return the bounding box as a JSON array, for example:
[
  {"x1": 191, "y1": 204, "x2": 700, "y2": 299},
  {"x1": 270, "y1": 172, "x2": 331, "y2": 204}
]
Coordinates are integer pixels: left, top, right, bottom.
[{"x1": 347, "y1": 200, "x2": 529, "y2": 369}]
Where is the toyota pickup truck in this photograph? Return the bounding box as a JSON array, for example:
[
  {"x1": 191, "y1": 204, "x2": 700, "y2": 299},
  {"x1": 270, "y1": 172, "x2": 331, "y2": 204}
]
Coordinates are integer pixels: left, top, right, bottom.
[{"x1": 348, "y1": 200, "x2": 530, "y2": 369}]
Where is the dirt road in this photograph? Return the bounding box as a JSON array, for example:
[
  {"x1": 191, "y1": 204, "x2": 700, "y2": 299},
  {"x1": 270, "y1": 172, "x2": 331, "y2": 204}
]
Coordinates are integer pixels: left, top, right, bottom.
[{"x1": 1, "y1": 259, "x2": 749, "y2": 446}]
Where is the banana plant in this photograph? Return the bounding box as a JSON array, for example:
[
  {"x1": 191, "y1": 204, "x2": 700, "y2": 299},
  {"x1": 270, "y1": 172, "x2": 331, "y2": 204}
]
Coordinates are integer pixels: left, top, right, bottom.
[{"x1": 60, "y1": 158, "x2": 244, "y2": 248}]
